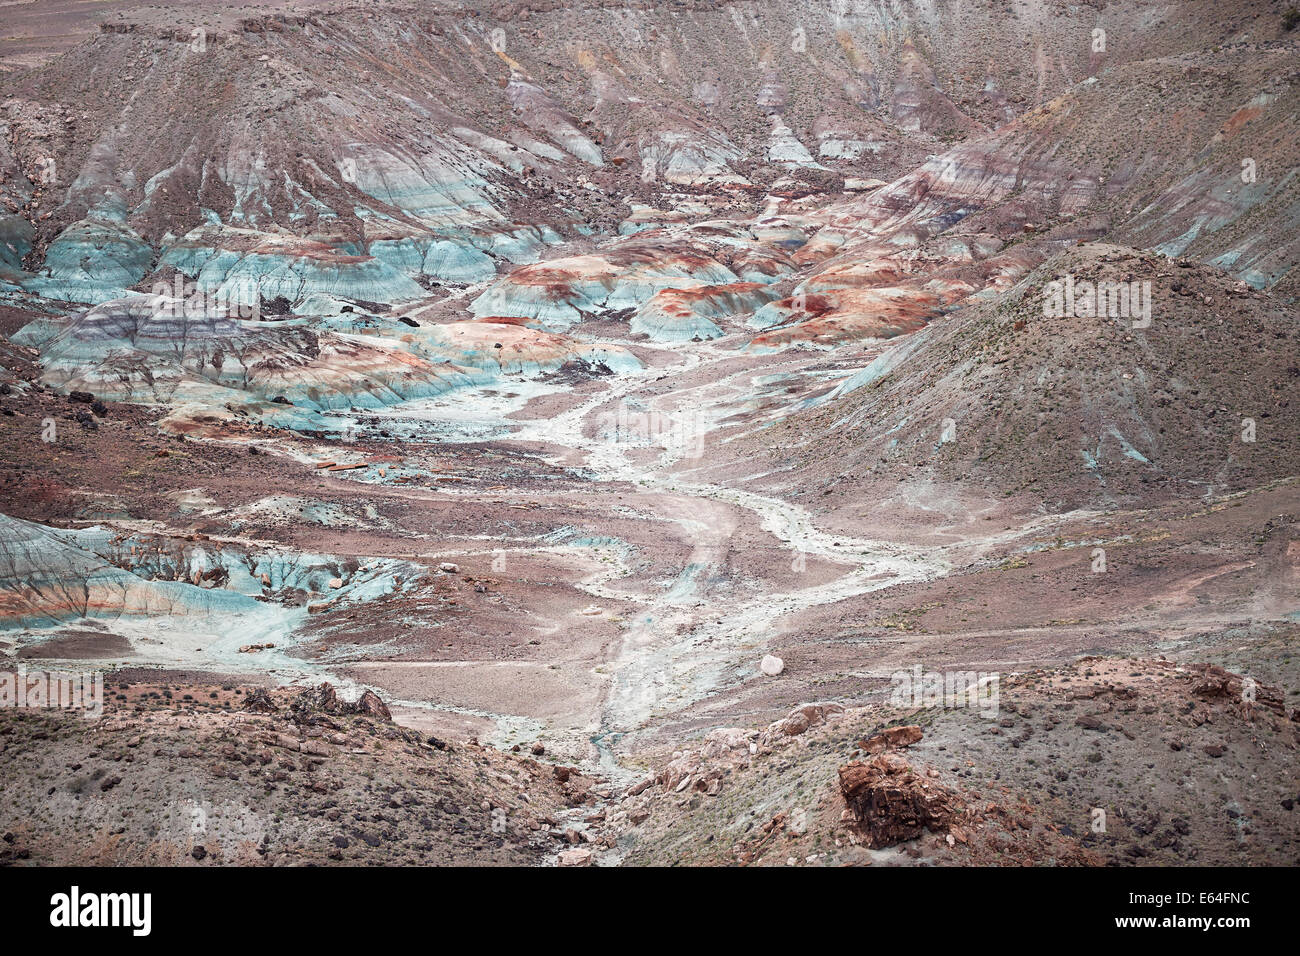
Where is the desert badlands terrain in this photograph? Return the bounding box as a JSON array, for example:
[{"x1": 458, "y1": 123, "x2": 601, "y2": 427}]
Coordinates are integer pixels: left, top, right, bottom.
[{"x1": 0, "y1": 0, "x2": 1297, "y2": 870}]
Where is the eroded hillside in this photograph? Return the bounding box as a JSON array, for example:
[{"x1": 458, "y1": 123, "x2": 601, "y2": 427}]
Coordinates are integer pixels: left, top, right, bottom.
[{"x1": 0, "y1": 0, "x2": 1297, "y2": 867}]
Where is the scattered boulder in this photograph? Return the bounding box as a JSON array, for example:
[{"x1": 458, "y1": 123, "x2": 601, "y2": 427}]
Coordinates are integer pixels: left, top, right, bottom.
[
  {"x1": 558, "y1": 847, "x2": 593, "y2": 867},
  {"x1": 356, "y1": 689, "x2": 391, "y2": 721},
  {"x1": 858, "y1": 725, "x2": 924, "y2": 753},
  {"x1": 243, "y1": 688, "x2": 278, "y2": 714},
  {"x1": 1187, "y1": 663, "x2": 1290, "y2": 719},
  {"x1": 291, "y1": 682, "x2": 391, "y2": 723},
  {"x1": 768, "y1": 702, "x2": 844, "y2": 739},
  {"x1": 701, "y1": 727, "x2": 752, "y2": 756},
  {"x1": 296, "y1": 683, "x2": 342, "y2": 714},
  {"x1": 760, "y1": 654, "x2": 784, "y2": 676},
  {"x1": 838, "y1": 754, "x2": 960, "y2": 848},
  {"x1": 626, "y1": 775, "x2": 655, "y2": 797}
]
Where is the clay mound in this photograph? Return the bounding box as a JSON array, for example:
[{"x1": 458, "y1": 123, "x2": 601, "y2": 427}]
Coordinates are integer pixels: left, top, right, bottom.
[
  {"x1": 778, "y1": 243, "x2": 1300, "y2": 509},
  {"x1": 20, "y1": 296, "x2": 487, "y2": 410},
  {"x1": 764, "y1": 45, "x2": 1300, "y2": 351},
  {"x1": 632, "y1": 281, "x2": 777, "y2": 342}
]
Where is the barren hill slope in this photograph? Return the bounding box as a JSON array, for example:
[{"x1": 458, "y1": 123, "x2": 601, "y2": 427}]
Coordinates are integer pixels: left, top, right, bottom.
[
  {"x1": 3, "y1": 0, "x2": 1296, "y2": 312},
  {"x1": 747, "y1": 243, "x2": 1300, "y2": 510}
]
